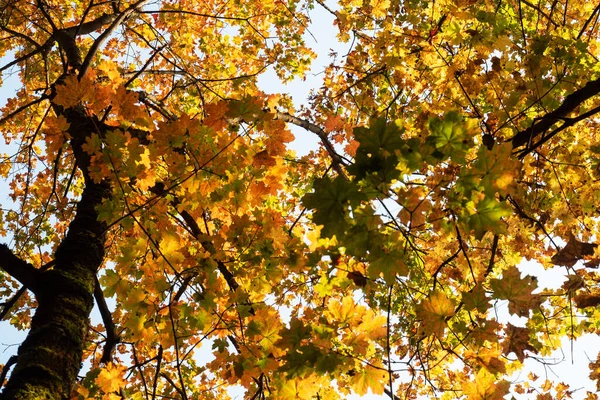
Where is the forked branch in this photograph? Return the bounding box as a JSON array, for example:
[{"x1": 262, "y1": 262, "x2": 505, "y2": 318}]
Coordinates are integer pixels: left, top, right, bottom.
[
  {"x1": 511, "y1": 77, "x2": 600, "y2": 151},
  {"x1": 0, "y1": 245, "x2": 40, "y2": 293}
]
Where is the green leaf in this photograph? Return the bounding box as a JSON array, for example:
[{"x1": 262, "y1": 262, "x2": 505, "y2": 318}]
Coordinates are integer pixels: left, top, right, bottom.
[
  {"x1": 302, "y1": 176, "x2": 366, "y2": 238},
  {"x1": 427, "y1": 111, "x2": 473, "y2": 163},
  {"x1": 368, "y1": 248, "x2": 408, "y2": 283},
  {"x1": 462, "y1": 284, "x2": 489, "y2": 314},
  {"x1": 100, "y1": 269, "x2": 120, "y2": 298},
  {"x1": 348, "y1": 118, "x2": 406, "y2": 183},
  {"x1": 352, "y1": 117, "x2": 405, "y2": 154},
  {"x1": 349, "y1": 147, "x2": 400, "y2": 183},
  {"x1": 465, "y1": 197, "x2": 510, "y2": 239}
]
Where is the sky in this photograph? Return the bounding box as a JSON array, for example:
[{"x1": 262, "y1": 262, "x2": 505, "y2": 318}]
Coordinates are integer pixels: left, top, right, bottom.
[{"x1": 1, "y1": 2, "x2": 600, "y2": 400}]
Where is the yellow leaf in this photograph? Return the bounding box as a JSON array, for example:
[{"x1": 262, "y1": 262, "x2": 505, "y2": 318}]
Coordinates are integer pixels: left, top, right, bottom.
[
  {"x1": 103, "y1": 394, "x2": 123, "y2": 400},
  {"x1": 369, "y1": 0, "x2": 390, "y2": 18},
  {"x1": 464, "y1": 344, "x2": 506, "y2": 374},
  {"x1": 95, "y1": 363, "x2": 126, "y2": 394},
  {"x1": 266, "y1": 94, "x2": 281, "y2": 110},
  {"x1": 462, "y1": 369, "x2": 510, "y2": 400},
  {"x1": 278, "y1": 378, "x2": 318, "y2": 400},
  {"x1": 325, "y1": 296, "x2": 359, "y2": 324},
  {"x1": 416, "y1": 291, "x2": 455, "y2": 337},
  {"x1": 349, "y1": 362, "x2": 387, "y2": 396},
  {"x1": 358, "y1": 311, "x2": 387, "y2": 339},
  {"x1": 159, "y1": 233, "x2": 185, "y2": 264},
  {"x1": 76, "y1": 385, "x2": 92, "y2": 400},
  {"x1": 97, "y1": 60, "x2": 123, "y2": 87}
]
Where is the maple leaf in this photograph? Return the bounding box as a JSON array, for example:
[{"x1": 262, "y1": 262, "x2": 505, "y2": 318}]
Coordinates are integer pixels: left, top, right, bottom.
[
  {"x1": 325, "y1": 296, "x2": 365, "y2": 326},
  {"x1": 349, "y1": 362, "x2": 387, "y2": 396},
  {"x1": 551, "y1": 233, "x2": 598, "y2": 267},
  {"x1": 562, "y1": 274, "x2": 585, "y2": 293},
  {"x1": 42, "y1": 115, "x2": 70, "y2": 159},
  {"x1": 416, "y1": 291, "x2": 455, "y2": 337},
  {"x1": 159, "y1": 233, "x2": 186, "y2": 264},
  {"x1": 252, "y1": 149, "x2": 277, "y2": 168},
  {"x1": 97, "y1": 60, "x2": 124, "y2": 86},
  {"x1": 302, "y1": 175, "x2": 366, "y2": 238},
  {"x1": 5, "y1": 0, "x2": 600, "y2": 398},
  {"x1": 347, "y1": 270, "x2": 367, "y2": 287},
  {"x1": 464, "y1": 345, "x2": 506, "y2": 374},
  {"x1": 53, "y1": 72, "x2": 97, "y2": 109},
  {"x1": 502, "y1": 324, "x2": 538, "y2": 362},
  {"x1": 369, "y1": 0, "x2": 390, "y2": 18},
  {"x1": 95, "y1": 363, "x2": 125, "y2": 394},
  {"x1": 489, "y1": 266, "x2": 542, "y2": 318},
  {"x1": 573, "y1": 293, "x2": 600, "y2": 309},
  {"x1": 462, "y1": 284, "x2": 490, "y2": 314},
  {"x1": 368, "y1": 248, "x2": 408, "y2": 283},
  {"x1": 427, "y1": 111, "x2": 474, "y2": 163},
  {"x1": 462, "y1": 368, "x2": 510, "y2": 400},
  {"x1": 277, "y1": 377, "x2": 324, "y2": 400},
  {"x1": 324, "y1": 114, "x2": 345, "y2": 132},
  {"x1": 464, "y1": 197, "x2": 511, "y2": 240},
  {"x1": 247, "y1": 308, "x2": 283, "y2": 355},
  {"x1": 589, "y1": 353, "x2": 600, "y2": 391},
  {"x1": 472, "y1": 142, "x2": 521, "y2": 197}
]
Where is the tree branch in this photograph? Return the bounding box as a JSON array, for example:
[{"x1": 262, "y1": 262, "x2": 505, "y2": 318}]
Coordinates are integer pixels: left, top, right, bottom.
[
  {"x1": 160, "y1": 372, "x2": 186, "y2": 399},
  {"x1": 511, "y1": 77, "x2": 600, "y2": 149},
  {"x1": 516, "y1": 104, "x2": 600, "y2": 158},
  {"x1": 124, "y1": 45, "x2": 167, "y2": 88},
  {"x1": 71, "y1": 0, "x2": 97, "y2": 38},
  {"x1": 0, "y1": 25, "x2": 42, "y2": 49},
  {"x1": 520, "y1": 0, "x2": 558, "y2": 27},
  {"x1": 384, "y1": 387, "x2": 401, "y2": 400},
  {"x1": 0, "y1": 244, "x2": 39, "y2": 293},
  {"x1": 151, "y1": 346, "x2": 163, "y2": 400},
  {"x1": 94, "y1": 276, "x2": 119, "y2": 364},
  {"x1": 0, "y1": 356, "x2": 18, "y2": 389},
  {"x1": 36, "y1": 0, "x2": 58, "y2": 32},
  {"x1": 0, "y1": 95, "x2": 48, "y2": 125},
  {"x1": 79, "y1": 0, "x2": 151, "y2": 78},
  {"x1": 136, "y1": 90, "x2": 177, "y2": 120},
  {"x1": 0, "y1": 286, "x2": 26, "y2": 322},
  {"x1": 131, "y1": 83, "x2": 349, "y2": 179},
  {"x1": 0, "y1": 260, "x2": 54, "y2": 321},
  {"x1": 578, "y1": 3, "x2": 600, "y2": 39},
  {"x1": 0, "y1": 46, "x2": 46, "y2": 73},
  {"x1": 53, "y1": 30, "x2": 82, "y2": 68},
  {"x1": 178, "y1": 210, "x2": 240, "y2": 292},
  {"x1": 274, "y1": 111, "x2": 348, "y2": 178},
  {"x1": 0, "y1": 10, "x2": 122, "y2": 75}
]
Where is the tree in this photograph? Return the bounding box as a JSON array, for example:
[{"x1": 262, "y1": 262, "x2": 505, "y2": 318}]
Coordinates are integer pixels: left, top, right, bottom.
[{"x1": 1, "y1": 0, "x2": 600, "y2": 398}]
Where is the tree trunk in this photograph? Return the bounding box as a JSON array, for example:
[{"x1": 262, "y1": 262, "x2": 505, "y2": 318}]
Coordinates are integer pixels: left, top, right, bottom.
[{"x1": 0, "y1": 110, "x2": 110, "y2": 400}]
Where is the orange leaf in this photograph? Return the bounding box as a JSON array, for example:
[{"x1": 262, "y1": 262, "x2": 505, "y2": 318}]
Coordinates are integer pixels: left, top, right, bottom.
[{"x1": 53, "y1": 72, "x2": 96, "y2": 109}]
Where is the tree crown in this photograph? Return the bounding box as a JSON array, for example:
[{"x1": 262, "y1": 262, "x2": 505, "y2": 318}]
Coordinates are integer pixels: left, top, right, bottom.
[{"x1": 1, "y1": 0, "x2": 600, "y2": 399}]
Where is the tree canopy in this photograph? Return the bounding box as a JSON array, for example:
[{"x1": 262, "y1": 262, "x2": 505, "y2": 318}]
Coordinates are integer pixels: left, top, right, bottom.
[{"x1": 1, "y1": 0, "x2": 600, "y2": 399}]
